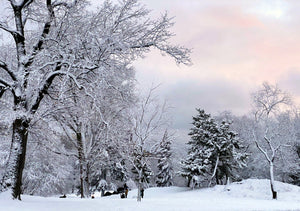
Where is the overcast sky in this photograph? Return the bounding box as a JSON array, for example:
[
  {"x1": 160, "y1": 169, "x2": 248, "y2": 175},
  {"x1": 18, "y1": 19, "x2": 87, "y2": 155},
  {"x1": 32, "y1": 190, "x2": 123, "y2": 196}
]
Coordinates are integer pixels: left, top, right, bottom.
[
  {"x1": 1, "y1": 0, "x2": 300, "y2": 131},
  {"x1": 127, "y1": 0, "x2": 300, "y2": 129}
]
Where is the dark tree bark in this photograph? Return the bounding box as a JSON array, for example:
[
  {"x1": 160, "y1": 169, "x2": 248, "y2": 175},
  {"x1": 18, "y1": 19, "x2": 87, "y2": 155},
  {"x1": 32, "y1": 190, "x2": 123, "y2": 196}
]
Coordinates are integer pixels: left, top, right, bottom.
[
  {"x1": 187, "y1": 177, "x2": 191, "y2": 187},
  {"x1": 1, "y1": 116, "x2": 29, "y2": 200},
  {"x1": 271, "y1": 183, "x2": 277, "y2": 200},
  {"x1": 216, "y1": 170, "x2": 220, "y2": 185},
  {"x1": 76, "y1": 127, "x2": 89, "y2": 198}
]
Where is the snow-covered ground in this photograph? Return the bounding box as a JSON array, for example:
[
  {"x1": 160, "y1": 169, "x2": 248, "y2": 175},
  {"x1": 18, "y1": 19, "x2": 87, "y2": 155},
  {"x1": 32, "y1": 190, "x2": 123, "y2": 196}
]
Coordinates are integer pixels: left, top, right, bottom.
[{"x1": 1, "y1": 179, "x2": 299, "y2": 211}]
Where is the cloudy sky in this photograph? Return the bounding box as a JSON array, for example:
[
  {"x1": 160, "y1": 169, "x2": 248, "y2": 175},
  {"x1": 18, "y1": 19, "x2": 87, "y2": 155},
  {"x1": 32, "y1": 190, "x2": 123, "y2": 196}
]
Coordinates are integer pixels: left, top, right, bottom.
[
  {"x1": 129, "y1": 0, "x2": 300, "y2": 129},
  {"x1": 1, "y1": 0, "x2": 299, "y2": 131}
]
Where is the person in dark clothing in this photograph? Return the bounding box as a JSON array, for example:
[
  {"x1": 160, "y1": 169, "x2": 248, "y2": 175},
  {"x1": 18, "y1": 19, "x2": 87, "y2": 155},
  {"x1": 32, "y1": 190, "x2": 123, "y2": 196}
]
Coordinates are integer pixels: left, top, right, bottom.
[{"x1": 124, "y1": 183, "x2": 129, "y2": 198}]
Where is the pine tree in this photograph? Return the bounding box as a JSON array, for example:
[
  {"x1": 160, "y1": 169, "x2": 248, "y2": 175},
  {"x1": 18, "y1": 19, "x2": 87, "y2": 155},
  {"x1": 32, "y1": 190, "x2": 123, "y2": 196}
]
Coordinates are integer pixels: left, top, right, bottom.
[
  {"x1": 214, "y1": 120, "x2": 248, "y2": 184},
  {"x1": 131, "y1": 153, "x2": 152, "y2": 184},
  {"x1": 289, "y1": 144, "x2": 300, "y2": 185},
  {"x1": 180, "y1": 109, "x2": 218, "y2": 187},
  {"x1": 180, "y1": 109, "x2": 247, "y2": 187},
  {"x1": 111, "y1": 160, "x2": 128, "y2": 182},
  {"x1": 156, "y1": 130, "x2": 173, "y2": 187}
]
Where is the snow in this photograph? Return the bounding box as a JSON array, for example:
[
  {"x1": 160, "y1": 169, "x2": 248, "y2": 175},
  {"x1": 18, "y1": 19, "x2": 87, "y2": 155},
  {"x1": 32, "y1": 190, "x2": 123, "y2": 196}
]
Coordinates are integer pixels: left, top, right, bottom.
[{"x1": 0, "y1": 179, "x2": 299, "y2": 211}]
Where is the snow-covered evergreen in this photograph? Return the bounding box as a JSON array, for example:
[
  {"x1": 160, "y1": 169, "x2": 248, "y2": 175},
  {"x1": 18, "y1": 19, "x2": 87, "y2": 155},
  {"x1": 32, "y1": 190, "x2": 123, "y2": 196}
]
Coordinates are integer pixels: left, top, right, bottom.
[
  {"x1": 180, "y1": 109, "x2": 247, "y2": 187},
  {"x1": 156, "y1": 130, "x2": 173, "y2": 187},
  {"x1": 131, "y1": 154, "x2": 153, "y2": 185},
  {"x1": 214, "y1": 120, "x2": 248, "y2": 184},
  {"x1": 180, "y1": 109, "x2": 218, "y2": 186}
]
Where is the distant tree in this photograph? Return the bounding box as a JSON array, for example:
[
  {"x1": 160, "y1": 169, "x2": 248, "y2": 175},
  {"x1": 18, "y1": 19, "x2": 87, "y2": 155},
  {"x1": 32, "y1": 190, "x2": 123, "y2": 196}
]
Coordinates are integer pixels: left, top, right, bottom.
[
  {"x1": 180, "y1": 109, "x2": 218, "y2": 187},
  {"x1": 180, "y1": 109, "x2": 247, "y2": 187},
  {"x1": 131, "y1": 153, "x2": 153, "y2": 184},
  {"x1": 287, "y1": 143, "x2": 300, "y2": 186},
  {"x1": 251, "y1": 82, "x2": 293, "y2": 199},
  {"x1": 128, "y1": 86, "x2": 170, "y2": 201},
  {"x1": 289, "y1": 111, "x2": 300, "y2": 185},
  {"x1": 156, "y1": 130, "x2": 173, "y2": 187},
  {"x1": 111, "y1": 160, "x2": 128, "y2": 183},
  {"x1": 212, "y1": 120, "x2": 247, "y2": 185}
]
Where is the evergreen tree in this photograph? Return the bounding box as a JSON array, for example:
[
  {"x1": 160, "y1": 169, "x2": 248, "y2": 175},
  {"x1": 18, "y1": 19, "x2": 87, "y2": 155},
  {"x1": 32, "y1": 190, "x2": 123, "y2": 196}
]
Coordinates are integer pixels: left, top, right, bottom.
[
  {"x1": 180, "y1": 109, "x2": 218, "y2": 187},
  {"x1": 131, "y1": 153, "x2": 152, "y2": 184},
  {"x1": 289, "y1": 144, "x2": 300, "y2": 186},
  {"x1": 214, "y1": 120, "x2": 248, "y2": 184},
  {"x1": 111, "y1": 160, "x2": 128, "y2": 182},
  {"x1": 156, "y1": 130, "x2": 173, "y2": 187},
  {"x1": 180, "y1": 109, "x2": 247, "y2": 187}
]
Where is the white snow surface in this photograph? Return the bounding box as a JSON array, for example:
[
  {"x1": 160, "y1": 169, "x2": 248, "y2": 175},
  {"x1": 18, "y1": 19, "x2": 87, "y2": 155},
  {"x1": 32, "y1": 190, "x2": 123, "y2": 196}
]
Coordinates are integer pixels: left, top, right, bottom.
[{"x1": 0, "y1": 179, "x2": 299, "y2": 211}]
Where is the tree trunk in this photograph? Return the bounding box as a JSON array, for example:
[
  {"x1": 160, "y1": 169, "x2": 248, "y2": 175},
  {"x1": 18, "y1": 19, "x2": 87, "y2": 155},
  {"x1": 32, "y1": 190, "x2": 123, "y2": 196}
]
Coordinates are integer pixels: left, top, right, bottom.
[
  {"x1": 1, "y1": 117, "x2": 29, "y2": 200},
  {"x1": 187, "y1": 177, "x2": 191, "y2": 187},
  {"x1": 216, "y1": 170, "x2": 220, "y2": 185},
  {"x1": 137, "y1": 172, "x2": 142, "y2": 202},
  {"x1": 76, "y1": 130, "x2": 89, "y2": 198},
  {"x1": 270, "y1": 162, "x2": 277, "y2": 199},
  {"x1": 137, "y1": 182, "x2": 141, "y2": 202}
]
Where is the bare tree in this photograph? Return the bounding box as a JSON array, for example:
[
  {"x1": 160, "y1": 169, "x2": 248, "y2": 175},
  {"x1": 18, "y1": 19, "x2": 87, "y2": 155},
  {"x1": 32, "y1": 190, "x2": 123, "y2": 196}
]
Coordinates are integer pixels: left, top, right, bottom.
[
  {"x1": 52, "y1": 65, "x2": 135, "y2": 198},
  {"x1": 0, "y1": 0, "x2": 83, "y2": 200},
  {"x1": 127, "y1": 86, "x2": 171, "y2": 202},
  {"x1": 251, "y1": 82, "x2": 293, "y2": 199},
  {"x1": 0, "y1": 0, "x2": 190, "y2": 199}
]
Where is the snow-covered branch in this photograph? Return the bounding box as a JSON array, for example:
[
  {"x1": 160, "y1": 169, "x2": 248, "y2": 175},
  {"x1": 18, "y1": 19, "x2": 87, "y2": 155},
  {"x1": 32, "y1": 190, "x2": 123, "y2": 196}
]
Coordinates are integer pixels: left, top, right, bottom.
[
  {"x1": 24, "y1": 0, "x2": 55, "y2": 69},
  {"x1": 0, "y1": 79, "x2": 12, "y2": 88},
  {"x1": 0, "y1": 22, "x2": 22, "y2": 38},
  {"x1": 255, "y1": 140, "x2": 271, "y2": 163},
  {"x1": 264, "y1": 136, "x2": 276, "y2": 162},
  {"x1": 8, "y1": 0, "x2": 32, "y2": 7},
  {"x1": 0, "y1": 60, "x2": 17, "y2": 81},
  {"x1": 31, "y1": 69, "x2": 83, "y2": 113}
]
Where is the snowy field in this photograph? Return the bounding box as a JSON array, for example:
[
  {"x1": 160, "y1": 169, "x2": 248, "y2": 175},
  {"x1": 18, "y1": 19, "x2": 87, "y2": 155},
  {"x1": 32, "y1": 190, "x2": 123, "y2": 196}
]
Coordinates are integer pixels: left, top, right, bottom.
[{"x1": 1, "y1": 179, "x2": 300, "y2": 211}]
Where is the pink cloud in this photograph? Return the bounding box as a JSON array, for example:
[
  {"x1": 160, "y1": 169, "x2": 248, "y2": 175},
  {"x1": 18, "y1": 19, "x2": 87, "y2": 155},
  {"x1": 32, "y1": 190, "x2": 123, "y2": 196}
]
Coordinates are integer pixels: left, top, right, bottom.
[{"x1": 136, "y1": 0, "x2": 300, "y2": 116}]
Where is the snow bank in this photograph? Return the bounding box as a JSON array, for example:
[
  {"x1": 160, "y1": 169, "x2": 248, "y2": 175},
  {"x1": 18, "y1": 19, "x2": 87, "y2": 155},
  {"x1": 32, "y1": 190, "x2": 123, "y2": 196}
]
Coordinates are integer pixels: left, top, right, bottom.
[
  {"x1": 206, "y1": 179, "x2": 300, "y2": 201},
  {"x1": 0, "y1": 179, "x2": 299, "y2": 211}
]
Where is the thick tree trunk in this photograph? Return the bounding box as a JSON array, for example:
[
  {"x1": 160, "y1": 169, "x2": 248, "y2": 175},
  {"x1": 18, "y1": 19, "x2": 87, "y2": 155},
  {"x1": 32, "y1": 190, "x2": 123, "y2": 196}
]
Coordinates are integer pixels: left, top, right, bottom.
[
  {"x1": 76, "y1": 130, "x2": 89, "y2": 198},
  {"x1": 1, "y1": 117, "x2": 29, "y2": 200}
]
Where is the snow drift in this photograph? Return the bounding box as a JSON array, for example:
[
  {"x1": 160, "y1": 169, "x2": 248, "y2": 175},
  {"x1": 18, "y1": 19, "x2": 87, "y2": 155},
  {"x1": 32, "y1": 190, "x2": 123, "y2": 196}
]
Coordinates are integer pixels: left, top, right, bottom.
[{"x1": 0, "y1": 179, "x2": 299, "y2": 211}]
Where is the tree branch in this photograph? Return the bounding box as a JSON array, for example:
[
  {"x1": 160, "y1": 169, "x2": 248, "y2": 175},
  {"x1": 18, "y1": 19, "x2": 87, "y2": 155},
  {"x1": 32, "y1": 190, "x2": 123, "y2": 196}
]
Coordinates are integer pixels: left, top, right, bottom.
[
  {"x1": 0, "y1": 60, "x2": 17, "y2": 81},
  {"x1": 0, "y1": 86, "x2": 5, "y2": 98},
  {"x1": 0, "y1": 78, "x2": 12, "y2": 88},
  {"x1": 209, "y1": 155, "x2": 219, "y2": 187},
  {"x1": 255, "y1": 140, "x2": 271, "y2": 163},
  {"x1": 264, "y1": 136, "x2": 276, "y2": 161},
  {"x1": 24, "y1": 0, "x2": 55, "y2": 69},
  {"x1": 30, "y1": 67, "x2": 83, "y2": 113},
  {"x1": 0, "y1": 22, "x2": 20, "y2": 38}
]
